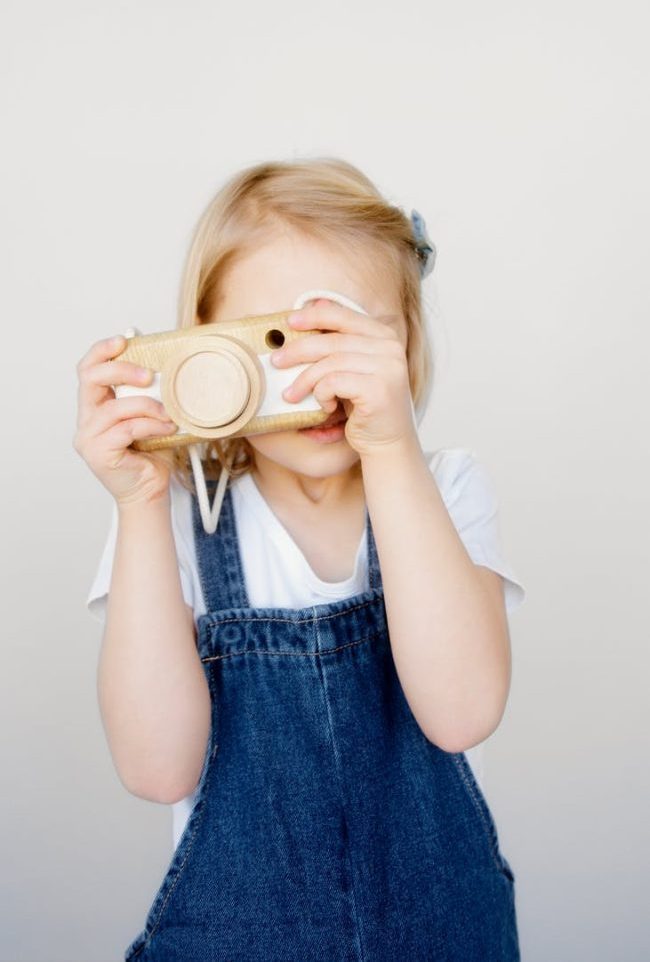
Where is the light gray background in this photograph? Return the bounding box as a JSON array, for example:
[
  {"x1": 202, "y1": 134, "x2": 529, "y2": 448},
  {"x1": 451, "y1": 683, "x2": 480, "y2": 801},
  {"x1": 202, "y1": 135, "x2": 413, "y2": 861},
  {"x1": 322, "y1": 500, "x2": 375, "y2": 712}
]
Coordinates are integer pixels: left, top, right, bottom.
[{"x1": 2, "y1": 1, "x2": 648, "y2": 960}]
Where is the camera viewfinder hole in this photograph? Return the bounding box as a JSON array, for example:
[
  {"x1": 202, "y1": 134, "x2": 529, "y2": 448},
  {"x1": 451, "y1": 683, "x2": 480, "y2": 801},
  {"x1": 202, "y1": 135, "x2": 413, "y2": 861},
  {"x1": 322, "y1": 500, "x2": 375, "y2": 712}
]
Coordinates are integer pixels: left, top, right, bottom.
[{"x1": 265, "y1": 329, "x2": 285, "y2": 350}]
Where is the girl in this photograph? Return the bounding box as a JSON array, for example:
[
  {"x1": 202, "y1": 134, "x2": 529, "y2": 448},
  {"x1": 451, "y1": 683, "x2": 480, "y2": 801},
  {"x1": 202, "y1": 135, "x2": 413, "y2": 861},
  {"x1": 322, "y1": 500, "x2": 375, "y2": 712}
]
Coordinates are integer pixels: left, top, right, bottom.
[{"x1": 76, "y1": 157, "x2": 526, "y2": 961}]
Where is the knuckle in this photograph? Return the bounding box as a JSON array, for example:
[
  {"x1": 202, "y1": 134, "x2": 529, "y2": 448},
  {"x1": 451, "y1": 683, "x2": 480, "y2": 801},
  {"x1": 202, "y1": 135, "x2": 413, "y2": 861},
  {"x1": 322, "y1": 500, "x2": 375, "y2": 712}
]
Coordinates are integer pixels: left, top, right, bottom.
[
  {"x1": 105, "y1": 335, "x2": 123, "y2": 357},
  {"x1": 388, "y1": 355, "x2": 405, "y2": 376},
  {"x1": 73, "y1": 431, "x2": 88, "y2": 455},
  {"x1": 332, "y1": 351, "x2": 349, "y2": 366},
  {"x1": 101, "y1": 396, "x2": 116, "y2": 417},
  {"x1": 122, "y1": 421, "x2": 136, "y2": 441},
  {"x1": 76, "y1": 356, "x2": 91, "y2": 377}
]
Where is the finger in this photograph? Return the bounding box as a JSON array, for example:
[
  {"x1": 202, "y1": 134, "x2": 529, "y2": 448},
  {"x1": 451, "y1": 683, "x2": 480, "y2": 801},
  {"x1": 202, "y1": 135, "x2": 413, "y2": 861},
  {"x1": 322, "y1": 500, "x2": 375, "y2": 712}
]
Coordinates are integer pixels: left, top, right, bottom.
[
  {"x1": 100, "y1": 416, "x2": 179, "y2": 455},
  {"x1": 77, "y1": 357, "x2": 154, "y2": 422},
  {"x1": 82, "y1": 358, "x2": 154, "y2": 392},
  {"x1": 76, "y1": 334, "x2": 128, "y2": 375},
  {"x1": 289, "y1": 300, "x2": 402, "y2": 340},
  {"x1": 93, "y1": 358, "x2": 154, "y2": 385},
  {"x1": 311, "y1": 371, "x2": 378, "y2": 417},
  {"x1": 282, "y1": 351, "x2": 383, "y2": 403},
  {"x1": 76, "y1": 335, "x2": 129, "y2": 415},
  {"x1": 273, "y1": 332, "x2": 403, "y2": 369},
  {"x1": 90, "y1": 395, "x2": 174, "y2": 436}
]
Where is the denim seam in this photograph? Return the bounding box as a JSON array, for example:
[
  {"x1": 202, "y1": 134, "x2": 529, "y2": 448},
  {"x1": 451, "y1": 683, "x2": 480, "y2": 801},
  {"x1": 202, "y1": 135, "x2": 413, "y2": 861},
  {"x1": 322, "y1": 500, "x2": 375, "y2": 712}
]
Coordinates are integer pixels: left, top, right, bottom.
[
  {"x1": 451, "y1": 753, "x2": 512, "y2": 880},
  {"x1": 199, "y1": 597, "x2": 381, "y2": 628},
  {"x1": 200, "y1": 635, "x2": 372, "y2": 662},
  {"x1": 313, "y1": 608, "x2": 366, "y2": 962}
]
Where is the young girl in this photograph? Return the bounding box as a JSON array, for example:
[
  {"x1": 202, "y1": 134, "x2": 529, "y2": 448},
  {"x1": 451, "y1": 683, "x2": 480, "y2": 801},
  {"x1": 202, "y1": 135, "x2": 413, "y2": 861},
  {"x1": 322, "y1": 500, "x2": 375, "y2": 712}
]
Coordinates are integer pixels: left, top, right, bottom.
[{"x1": 76, "y1": 157, "x2": 526, "y2": 961}]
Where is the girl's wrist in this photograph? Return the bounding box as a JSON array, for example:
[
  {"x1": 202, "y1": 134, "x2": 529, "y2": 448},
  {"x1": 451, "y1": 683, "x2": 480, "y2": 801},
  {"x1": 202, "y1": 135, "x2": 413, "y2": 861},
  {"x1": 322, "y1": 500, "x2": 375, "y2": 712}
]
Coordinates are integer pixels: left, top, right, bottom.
[
  {"x1": 359, "y1": 432, "x2": 424, "y2": 468},
  {"x1": 115, "y1": 491, "x2": 172, "y2": 520}
]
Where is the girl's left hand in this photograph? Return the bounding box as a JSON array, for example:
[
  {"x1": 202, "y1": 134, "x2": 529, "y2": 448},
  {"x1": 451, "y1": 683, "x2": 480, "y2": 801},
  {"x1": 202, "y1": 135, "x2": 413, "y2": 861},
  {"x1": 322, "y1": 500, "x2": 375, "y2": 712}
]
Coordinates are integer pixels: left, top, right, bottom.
[{"x1": 271, "y1": 299, "x2": 418, "y2": 457}]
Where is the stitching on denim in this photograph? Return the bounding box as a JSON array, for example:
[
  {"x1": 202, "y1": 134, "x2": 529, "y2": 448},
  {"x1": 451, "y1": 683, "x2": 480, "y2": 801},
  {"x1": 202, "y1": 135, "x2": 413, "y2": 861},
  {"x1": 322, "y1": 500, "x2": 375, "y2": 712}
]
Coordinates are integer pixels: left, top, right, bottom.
[
  {"x1": 313, "y1": 608, "x2": 366, "y2": 962},
  {"x1": 451, "y1": 753, "x2": 508, "y2": 878},
  {"x1": 200, "y1": 635, "x2": 372, "y2": 663},
  {"x1": 200, "y1": 597, "x2": 380, "y2": 628}
]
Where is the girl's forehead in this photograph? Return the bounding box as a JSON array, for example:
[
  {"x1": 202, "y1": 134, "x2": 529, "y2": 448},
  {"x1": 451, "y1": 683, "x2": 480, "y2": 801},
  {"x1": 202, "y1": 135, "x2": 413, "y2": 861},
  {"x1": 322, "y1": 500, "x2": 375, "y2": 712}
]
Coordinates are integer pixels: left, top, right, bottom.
[{"x1": 216, "y1": 227, "x2": 402, "y2": 320}]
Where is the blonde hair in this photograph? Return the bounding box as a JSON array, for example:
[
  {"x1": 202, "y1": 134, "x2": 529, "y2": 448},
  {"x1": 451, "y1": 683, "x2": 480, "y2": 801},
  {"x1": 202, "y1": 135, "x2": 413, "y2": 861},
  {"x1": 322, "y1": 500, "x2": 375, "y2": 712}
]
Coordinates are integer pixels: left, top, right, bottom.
[{"x1": 167, "y1": 157, "x2": 434, "y2": 493}]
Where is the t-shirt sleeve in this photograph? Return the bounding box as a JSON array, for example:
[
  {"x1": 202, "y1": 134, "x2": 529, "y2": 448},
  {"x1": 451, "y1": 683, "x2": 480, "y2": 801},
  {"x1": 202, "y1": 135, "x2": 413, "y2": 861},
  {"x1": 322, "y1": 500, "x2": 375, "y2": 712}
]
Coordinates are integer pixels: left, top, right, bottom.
[
  {"x1": 85, "y1": 487, "x2": 197, "y2": 626},
  {"x1": 431, "y1": 448, "x2": 526, "y2": 616}
]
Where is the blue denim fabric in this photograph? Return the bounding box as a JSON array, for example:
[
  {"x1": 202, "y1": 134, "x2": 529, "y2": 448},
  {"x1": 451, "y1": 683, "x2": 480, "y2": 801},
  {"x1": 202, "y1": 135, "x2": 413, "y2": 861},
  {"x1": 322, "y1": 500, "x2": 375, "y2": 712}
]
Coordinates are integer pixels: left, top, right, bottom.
[{"x1": 124, "y1": 480, "x2": 520, "y2": 961}]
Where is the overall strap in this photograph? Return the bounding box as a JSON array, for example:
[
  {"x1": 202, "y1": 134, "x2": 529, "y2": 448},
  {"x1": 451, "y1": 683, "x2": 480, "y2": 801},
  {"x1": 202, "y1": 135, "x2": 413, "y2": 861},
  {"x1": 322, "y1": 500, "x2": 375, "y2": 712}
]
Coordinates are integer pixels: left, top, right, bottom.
[
  {"x1": 191, "y1": 480, "x2": 250, "y2": 611},
  {"x1": 365, "y1": 506, "x2": 382, "y2": 591}
]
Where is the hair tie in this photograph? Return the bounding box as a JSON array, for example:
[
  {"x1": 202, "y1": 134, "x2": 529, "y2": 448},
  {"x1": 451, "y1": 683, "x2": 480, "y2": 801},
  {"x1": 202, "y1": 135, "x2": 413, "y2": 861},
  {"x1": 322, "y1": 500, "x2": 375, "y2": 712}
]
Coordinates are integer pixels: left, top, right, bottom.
[{"x1": 410, "y1": 209, "x2": 437, "y2": 279}]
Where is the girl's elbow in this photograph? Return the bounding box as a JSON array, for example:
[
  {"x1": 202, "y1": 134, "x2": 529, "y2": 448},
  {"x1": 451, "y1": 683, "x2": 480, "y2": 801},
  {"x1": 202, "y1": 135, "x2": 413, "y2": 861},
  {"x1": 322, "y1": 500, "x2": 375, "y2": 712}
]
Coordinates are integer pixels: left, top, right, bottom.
[
  {"x1": 421, "y1": 705, "x2": 507, "y2": 754},
  {"x1": 426, "y1": 728, "x2": 489, "y2": 755},
  {"x1": 122, "y1": 774, "x2": 196, "y2": 805},
  {"x1": 119, "y1": 764, "x2": 201, "y2": 804}
]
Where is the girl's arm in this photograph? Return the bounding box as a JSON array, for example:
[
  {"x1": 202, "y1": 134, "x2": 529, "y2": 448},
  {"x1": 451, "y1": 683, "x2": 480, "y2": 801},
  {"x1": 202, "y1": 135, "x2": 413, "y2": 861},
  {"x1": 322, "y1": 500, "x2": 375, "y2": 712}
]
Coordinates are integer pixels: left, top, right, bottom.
[
  {"x1": 73, "y1": 333, "x2": 210, "y2": 802},
  {"x1": 361, "y1": 436, "x2": 512, "y2": 754},
  {"x1": 98, "y1": 494, "x2": 212, "y2": 803},
  {"x1": 266, "y1": 300, "x2": 512, "y2": 753}
]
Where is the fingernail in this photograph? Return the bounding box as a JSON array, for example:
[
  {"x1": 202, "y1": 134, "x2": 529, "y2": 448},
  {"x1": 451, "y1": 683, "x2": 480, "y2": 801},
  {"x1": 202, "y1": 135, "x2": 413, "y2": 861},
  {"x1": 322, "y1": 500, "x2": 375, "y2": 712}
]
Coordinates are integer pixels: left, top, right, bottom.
[{"x1": 271, "y1": 350, "x2": 284, "y2": 365}]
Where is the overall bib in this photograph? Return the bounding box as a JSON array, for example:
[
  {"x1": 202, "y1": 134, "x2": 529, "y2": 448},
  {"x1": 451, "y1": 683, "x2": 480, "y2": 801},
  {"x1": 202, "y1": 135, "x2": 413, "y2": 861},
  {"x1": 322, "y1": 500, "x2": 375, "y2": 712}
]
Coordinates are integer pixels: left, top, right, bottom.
[{"x1": 124, "y1": 479, "x2": 520, "y2": 962}]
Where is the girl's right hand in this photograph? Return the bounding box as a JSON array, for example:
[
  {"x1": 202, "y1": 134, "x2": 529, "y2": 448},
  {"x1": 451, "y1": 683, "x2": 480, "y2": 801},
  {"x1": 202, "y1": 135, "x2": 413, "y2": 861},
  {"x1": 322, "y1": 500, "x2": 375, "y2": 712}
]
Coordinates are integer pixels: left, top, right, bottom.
[{"x1": 73, "y1": 335, "x2": 180, "y2": 507}]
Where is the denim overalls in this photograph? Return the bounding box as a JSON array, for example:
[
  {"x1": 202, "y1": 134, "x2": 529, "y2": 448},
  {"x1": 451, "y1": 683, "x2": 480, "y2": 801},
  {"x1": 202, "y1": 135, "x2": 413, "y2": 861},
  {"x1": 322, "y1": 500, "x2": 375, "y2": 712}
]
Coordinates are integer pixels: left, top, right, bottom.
[{"x1": 124, "y1": 478, "x2": 520, "y2": 961}]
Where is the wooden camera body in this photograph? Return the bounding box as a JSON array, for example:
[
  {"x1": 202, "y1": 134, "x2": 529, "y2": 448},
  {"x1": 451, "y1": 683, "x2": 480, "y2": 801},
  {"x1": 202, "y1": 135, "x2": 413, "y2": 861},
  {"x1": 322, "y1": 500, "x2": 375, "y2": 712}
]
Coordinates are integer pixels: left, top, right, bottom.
[{"x1": 111, "y1": 310, "x2": 330, "y2": 451}]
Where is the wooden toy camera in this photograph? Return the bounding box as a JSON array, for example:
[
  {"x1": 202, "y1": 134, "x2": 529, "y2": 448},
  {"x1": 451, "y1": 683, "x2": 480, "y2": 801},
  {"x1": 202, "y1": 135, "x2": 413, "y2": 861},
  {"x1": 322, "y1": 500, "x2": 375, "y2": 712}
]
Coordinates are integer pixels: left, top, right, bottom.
[{"x1": 110, "y1": 307, "x2": 333, "y2": 452}]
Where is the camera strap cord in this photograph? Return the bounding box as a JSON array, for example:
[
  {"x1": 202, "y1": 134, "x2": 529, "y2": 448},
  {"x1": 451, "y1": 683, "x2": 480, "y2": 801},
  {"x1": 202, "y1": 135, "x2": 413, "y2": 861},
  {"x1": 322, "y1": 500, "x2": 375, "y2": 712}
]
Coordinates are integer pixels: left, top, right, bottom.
[{"x1": 189, "y1": 290, "x2": 370, "y2": 535}]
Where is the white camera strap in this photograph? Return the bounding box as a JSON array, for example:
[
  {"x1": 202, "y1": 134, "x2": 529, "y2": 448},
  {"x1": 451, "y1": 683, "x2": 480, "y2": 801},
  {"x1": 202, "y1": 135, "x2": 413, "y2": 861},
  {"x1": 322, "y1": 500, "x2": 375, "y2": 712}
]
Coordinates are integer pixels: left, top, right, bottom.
[{"x1": 189, "y1": 289, "x2": 405, "y2": 534}]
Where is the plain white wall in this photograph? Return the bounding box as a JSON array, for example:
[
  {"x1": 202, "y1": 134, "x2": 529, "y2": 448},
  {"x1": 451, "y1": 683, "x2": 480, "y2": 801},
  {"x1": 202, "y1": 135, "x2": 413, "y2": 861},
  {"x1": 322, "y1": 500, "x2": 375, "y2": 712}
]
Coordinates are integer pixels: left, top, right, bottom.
[{"x1": 2, "y1": 1, "x2": 648, "y2": 959}]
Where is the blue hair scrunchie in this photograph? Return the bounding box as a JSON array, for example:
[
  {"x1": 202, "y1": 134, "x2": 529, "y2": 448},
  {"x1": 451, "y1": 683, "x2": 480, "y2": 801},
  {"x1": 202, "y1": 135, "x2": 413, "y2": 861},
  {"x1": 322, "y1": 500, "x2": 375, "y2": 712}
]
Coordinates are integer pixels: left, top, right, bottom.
[{"x1": 410, "y1": 209, "x2": 437, "y2": 279}]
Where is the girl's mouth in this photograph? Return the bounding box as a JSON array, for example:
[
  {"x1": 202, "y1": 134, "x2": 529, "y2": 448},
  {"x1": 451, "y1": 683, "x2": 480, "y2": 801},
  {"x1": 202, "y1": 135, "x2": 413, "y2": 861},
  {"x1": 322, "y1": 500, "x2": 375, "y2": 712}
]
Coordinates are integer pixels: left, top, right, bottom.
[
  {"x1": 313, "y1": 403, "x2": 347, "y2": 429},
  {"x1": 297, "y1": 402, "x2": 348, "y2": 441}
]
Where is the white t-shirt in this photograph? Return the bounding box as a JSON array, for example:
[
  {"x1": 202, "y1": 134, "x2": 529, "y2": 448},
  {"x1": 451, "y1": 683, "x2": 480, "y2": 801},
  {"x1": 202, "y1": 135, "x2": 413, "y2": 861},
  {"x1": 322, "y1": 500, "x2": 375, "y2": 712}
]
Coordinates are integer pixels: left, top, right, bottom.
[{"x1": 86, "y1": 447, "x2": 526, "y2": 850}]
